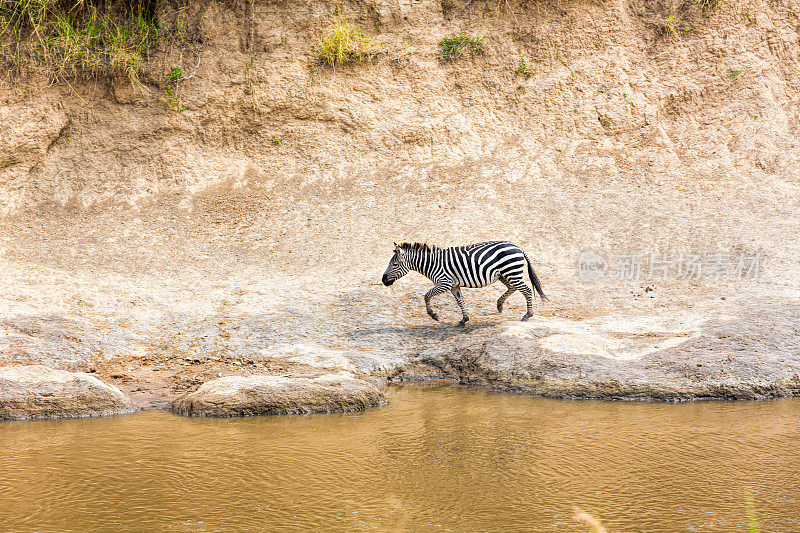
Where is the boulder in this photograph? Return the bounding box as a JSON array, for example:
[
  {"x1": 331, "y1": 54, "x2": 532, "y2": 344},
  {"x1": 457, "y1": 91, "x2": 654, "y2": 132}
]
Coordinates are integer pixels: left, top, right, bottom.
[
  {"x1": 0, "y1": 365, "x2": 137, "y2": 420},
  {"x1": 170, "y1": 373, "x2": 386, "y2": 417}
]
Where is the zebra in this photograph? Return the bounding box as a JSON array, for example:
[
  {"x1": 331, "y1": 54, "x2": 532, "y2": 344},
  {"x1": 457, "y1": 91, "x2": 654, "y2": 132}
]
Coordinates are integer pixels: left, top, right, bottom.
[{"x1": 381, "y1": 241, "x2": 547, "y2": 326}]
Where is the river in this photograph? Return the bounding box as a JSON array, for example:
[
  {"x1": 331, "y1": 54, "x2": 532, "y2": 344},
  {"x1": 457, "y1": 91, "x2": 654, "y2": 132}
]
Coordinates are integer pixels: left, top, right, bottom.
[{"x1": 1, "y1": 386, "x2": 798, "y2": 532}]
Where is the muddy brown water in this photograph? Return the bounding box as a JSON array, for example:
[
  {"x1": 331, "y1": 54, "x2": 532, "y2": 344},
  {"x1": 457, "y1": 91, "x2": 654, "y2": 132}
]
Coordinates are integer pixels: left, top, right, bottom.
[{"x1": 1, "y1": 387, "x2": 798, "y2": 532}]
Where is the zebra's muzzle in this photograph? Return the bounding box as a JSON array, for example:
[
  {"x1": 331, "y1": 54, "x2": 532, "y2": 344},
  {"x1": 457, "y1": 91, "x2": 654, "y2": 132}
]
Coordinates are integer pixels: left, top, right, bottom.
[{"x1": 382, "y1": 275, "x2": 394, "y2": 286}]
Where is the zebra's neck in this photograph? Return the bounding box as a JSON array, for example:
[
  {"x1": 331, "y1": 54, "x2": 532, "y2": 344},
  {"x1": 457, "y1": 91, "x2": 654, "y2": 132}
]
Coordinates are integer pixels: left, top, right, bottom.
[{"x1": 406, "y1": 249, "x2": 441, "y2": 281}]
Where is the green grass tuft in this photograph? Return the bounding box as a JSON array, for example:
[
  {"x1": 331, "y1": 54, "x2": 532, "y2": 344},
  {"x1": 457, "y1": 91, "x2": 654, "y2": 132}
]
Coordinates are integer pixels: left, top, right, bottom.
[
  {"x1": 438, "y1": 32, "x2": 484, "y2": 63},
  {"x1": 157, "y1": 63, "x2": 185, "y2": 111},
  {"x1": 315, "y1": 17, "x2": 375, "y2": 68},
  {"x1": 515, "y1": 53, "x2": 535, "y2": 79},
  {"x1": 166, "y1": 65, "x2": 182, "y2": 83}
]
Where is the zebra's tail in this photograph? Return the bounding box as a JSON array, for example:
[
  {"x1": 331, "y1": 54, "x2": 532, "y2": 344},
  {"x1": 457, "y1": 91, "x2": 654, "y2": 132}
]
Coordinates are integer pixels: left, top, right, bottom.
[{"x1": 523, "y1": 251, "x2": 548, "y2": 300}]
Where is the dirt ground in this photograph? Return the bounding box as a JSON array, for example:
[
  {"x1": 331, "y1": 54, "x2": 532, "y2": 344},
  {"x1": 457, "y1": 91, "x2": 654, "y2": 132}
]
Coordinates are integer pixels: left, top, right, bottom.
[{"x1": 1, "y1": 0, "x2": 800, "y2": 403}]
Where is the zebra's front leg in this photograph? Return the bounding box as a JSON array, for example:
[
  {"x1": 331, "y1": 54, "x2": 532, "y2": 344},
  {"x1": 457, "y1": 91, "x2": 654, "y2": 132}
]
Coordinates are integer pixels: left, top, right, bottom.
[
  {"x1": 450, "y1": 287, "x2": 469, "y2": 327},
  {"x1": 423, "y1": 283, "x2": 449, "y2": 322}
]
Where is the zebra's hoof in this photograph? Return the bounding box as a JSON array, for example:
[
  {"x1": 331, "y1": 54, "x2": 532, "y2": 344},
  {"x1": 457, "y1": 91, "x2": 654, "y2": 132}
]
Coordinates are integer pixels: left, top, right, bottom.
[
  {"x1": 497, "y1": 303, "x2": 504, "y2": 313},
  {"x1": 457, "y1": 319, "x2": 468, "y2": 327},
  {"x1": 429, "y1": 312, "x2": 439, "y2": 322},
  {"x1": 521, "y1": 314, "x2": 531, "y2": 322}
]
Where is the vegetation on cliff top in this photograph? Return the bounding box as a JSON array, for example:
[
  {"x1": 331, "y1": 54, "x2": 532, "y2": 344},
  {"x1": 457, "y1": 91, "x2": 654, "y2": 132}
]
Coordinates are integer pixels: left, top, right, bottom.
[{"x1": 0, "y1": 0, "x2": 189, "y2": 84}]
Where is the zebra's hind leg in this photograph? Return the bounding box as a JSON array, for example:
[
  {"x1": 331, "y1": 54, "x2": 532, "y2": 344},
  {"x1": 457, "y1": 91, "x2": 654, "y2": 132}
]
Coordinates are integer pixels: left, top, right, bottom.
[
  {"x1": 508, "y1": 278, "x2": 534, "y2": 321},
  {"x1": 496, "y1": 277, "x2": 516, "y2": 314},
  {"x1": 450, "y1": 287, "x2": 469, "y2": 327},
  {"x1": 424, "y1": 283, "x2": 449, "y2": 322}
]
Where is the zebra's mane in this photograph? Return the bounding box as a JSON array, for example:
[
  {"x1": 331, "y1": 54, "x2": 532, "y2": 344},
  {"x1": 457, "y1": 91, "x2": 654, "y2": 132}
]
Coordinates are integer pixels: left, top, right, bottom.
[{"x1": 399, "y1": 242, "x2": 440, "y2": 253}]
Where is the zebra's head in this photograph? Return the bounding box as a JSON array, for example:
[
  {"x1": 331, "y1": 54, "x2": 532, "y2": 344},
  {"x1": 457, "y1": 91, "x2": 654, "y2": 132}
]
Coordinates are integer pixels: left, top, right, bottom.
[{"x1": 382, "y1": 243, "x2": 410, "y2": 286}]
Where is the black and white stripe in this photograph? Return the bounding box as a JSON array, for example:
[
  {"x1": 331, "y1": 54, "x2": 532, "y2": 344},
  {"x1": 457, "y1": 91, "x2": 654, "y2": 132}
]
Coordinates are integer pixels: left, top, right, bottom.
[{"x1": 382, "y1": 241, "x2": 547, "y2": 326}]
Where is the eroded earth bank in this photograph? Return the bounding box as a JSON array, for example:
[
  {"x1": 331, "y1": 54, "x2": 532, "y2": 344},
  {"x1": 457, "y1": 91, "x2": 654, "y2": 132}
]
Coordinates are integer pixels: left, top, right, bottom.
[{"x1": 2, "y1": 0, "x2": 800, "y2": 416}]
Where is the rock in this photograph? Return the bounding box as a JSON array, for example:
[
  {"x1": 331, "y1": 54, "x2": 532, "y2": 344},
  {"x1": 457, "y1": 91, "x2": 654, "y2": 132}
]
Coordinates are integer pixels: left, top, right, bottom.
[
  {"x1": 0, "y1": 365, "x2": 137, "y2": 420},
  {"x1": 169, "y1": 373, "x2": 386, "y2": 417},
  {"x1": 395, "y1": 305, "x2": 800, "y2": 401}
]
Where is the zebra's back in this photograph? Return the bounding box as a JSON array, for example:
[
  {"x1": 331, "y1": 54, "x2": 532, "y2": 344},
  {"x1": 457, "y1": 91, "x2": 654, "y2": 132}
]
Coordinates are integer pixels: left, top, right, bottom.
[{"x1": 444, "y1": 241, "x2": 527, "y2": 288}]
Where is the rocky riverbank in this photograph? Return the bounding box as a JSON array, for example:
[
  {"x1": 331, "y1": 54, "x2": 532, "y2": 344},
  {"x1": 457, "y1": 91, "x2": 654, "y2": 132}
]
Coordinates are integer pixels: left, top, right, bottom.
[
  {"x1": 0, "y1": 365, "x2": 137, "y2": 420},
  {"x1": 2, "y1": 294, "x2": 799, "y2": 421},
  {"x1": 2, "y1": 288, "x2": 798, "y2": 420},
  {"x1": 169, "y1": 373, "x2": 386, "y2": 417},
  {"x1": 392, "y1": 303, "x2": 800, "y2": 400}
]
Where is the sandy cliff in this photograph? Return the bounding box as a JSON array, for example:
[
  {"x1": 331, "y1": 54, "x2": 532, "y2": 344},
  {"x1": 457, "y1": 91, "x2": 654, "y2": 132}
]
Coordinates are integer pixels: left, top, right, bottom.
[{"x1": 1, "y1": 0, "x2": 799, "y2": 404}]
